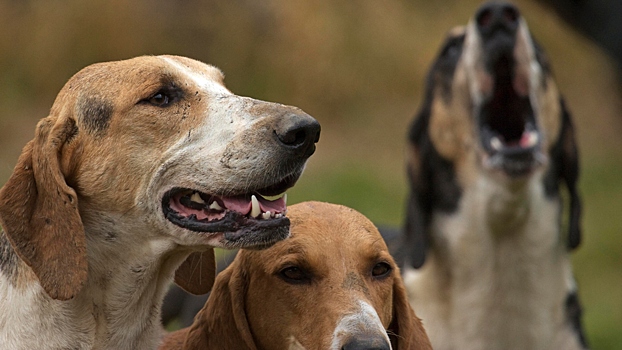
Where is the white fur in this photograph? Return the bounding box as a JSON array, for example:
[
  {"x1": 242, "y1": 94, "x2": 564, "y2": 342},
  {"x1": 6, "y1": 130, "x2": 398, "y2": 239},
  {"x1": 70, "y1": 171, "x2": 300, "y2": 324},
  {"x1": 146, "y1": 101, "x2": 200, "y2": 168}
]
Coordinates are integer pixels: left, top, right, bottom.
[
  {"x1": 403, "y1": 169, "x2": 583, "y2": 350},
  {"x1": 330, "y1": 300, "x2": 392, "y2": 350}
]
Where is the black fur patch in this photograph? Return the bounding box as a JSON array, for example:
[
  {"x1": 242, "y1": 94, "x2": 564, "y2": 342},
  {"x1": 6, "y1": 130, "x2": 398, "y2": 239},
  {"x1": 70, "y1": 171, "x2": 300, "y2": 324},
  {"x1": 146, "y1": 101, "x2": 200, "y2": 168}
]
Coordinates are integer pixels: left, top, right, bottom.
[
  {"x1": 78, "y1": 96, "x2": 113, "y2": 134},
  {"x1": 542, "y1": 99, "x2": 582, "y2": 250},
  {"x1": 0, "y1": 231, "x2": 19, "y2": 283},
  {"x1": 428, "y1": 32, "x2": 465, "y2": 102},
  {"x1": 399, "y1": 87, "x2": 463, "y2": 268},
  {"x1": 565, "y1": 291, "x2": 589, "y2": 348}
]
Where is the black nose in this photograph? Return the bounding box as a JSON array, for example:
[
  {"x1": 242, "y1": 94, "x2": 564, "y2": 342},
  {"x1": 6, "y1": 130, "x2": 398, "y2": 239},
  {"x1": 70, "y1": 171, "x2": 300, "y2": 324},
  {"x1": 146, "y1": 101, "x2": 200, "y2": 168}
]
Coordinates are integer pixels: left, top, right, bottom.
[
  {"x1": 341, "y1": 336, "x2": 391, "y2": 350},
  {"x1": 275, "y1": 113, "x2": 321, "y2": 158},
  {"x1": 475, "y1": 2, "x2": 520, "y2": 38}
]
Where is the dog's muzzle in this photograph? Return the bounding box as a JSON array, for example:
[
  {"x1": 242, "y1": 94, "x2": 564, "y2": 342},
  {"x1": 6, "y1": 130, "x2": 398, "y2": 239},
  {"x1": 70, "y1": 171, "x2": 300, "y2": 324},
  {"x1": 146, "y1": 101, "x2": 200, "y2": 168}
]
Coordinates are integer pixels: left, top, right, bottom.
[
  {"x1": 162, "y1": 110, "x2": 320, "y2": 248},
  {"x1": 474, "y1": 2, "x2": 545, "y2": 177}
]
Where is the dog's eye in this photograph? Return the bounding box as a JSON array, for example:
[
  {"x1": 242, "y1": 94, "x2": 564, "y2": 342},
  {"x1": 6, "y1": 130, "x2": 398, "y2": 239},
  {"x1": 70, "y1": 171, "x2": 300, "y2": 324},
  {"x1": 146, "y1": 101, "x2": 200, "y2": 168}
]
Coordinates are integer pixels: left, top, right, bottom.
[
  {"x1": 148, "y1": 92, "x2": 170, "y2": 107},
  {"x1": 278, "y1": 266, "x2": 311, "y2": 284},
  {"x1": 371, "y1": 262, "x2": 392, "y2": 278},
  {"x1": 142, "y1": 87, "x2": 181, "y2": 107}
]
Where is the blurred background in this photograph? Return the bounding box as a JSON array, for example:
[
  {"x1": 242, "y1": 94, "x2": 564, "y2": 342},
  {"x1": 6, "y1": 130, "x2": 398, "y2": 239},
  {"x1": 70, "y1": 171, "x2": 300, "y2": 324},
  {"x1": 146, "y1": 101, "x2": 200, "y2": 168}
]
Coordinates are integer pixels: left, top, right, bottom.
[{"x1": 0, "y1": 0, "x2": 620, "y2": 348}]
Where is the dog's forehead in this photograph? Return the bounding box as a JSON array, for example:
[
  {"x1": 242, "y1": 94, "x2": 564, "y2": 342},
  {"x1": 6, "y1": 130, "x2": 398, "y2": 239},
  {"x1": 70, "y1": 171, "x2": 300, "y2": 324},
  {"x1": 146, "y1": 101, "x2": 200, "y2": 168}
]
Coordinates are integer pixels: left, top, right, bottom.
[
  {"x1": 157, "y1": 55, "x2": 231, "y2": 94},
  {"x1": 63, "y1": 55, "x2": 230, "y2": 98},
  {"x1": 282, "y1": 202, "x2": 389, "y2": 257}
]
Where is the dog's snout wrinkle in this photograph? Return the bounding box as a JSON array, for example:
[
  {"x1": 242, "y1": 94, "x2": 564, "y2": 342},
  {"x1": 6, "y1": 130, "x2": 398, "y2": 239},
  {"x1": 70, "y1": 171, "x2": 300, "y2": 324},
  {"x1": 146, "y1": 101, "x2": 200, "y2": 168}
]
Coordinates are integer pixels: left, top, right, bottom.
[
  {"x1": 275, "y1": 113, "x2": 321, "y2": 157},
  {"x1": 476, "y1": 2, "x2": 520, "y2": 38}
]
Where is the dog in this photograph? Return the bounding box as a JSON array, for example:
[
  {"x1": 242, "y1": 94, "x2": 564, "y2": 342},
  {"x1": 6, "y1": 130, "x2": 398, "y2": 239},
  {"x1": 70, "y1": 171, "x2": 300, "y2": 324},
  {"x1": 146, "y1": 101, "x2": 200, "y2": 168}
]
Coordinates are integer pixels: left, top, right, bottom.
[
  {"x1": 0, "y1": 55, "x2": 320, "y2": 349},
  {"x1": 160, "y1": 201, "x2": 432, "y2": 350},
  {"x1": 396, "y1": 2, "x2": 587, "y2": 349}
]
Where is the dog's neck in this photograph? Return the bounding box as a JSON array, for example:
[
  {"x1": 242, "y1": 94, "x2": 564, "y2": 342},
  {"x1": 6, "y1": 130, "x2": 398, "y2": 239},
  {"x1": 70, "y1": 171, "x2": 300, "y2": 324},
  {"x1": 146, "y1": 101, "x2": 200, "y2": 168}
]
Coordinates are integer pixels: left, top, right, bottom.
[
  {"x1": 0, "y1": 218, "x2": 188, "y2": 350},
  {"x1": 406, "y1": 171, "x2": 574, "y2": 349}
]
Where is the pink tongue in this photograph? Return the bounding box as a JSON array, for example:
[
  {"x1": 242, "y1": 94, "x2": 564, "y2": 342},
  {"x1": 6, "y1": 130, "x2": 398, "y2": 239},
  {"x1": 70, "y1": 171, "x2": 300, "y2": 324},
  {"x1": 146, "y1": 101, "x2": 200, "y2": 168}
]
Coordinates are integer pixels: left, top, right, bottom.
[
  {"x1": 258, "y1": 196, "x2": 286, "y2": 213},
  {"x1": 519, "y1": 131, "x2": 531, "y2": 148},
  {"x1": 222, "y1": 196, "x2": 252, "y2": 215}
]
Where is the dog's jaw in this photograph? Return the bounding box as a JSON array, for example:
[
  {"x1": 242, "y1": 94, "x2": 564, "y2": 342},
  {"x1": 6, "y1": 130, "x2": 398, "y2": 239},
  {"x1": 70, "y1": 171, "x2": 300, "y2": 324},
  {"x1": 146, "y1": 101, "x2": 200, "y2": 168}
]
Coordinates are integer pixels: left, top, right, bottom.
[{"x1": 463, "y1": 17, "x2": 548, "y2": 179}]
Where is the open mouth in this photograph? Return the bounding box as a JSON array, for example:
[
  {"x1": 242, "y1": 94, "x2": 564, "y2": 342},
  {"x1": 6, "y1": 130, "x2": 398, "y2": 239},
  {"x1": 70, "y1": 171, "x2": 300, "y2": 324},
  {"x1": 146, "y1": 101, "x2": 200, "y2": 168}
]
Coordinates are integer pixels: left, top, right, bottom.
[
  {"x1": 162, "y1": 173, "x2": 298, "y2": 237},
  {"x1": 478, "y1": 54, "x2": 544, "y2": 177}
]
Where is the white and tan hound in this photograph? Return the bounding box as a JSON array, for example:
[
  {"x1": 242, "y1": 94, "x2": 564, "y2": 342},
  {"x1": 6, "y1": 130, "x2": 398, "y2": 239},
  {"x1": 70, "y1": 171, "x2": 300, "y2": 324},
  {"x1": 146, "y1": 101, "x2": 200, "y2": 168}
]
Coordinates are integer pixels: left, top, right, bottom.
[
  {"x1": 0, "y1": 55, "x2": 320, "y2": 350},
  {"x1": 396, "y1": 2, "x2": 587, "y2": 349},
  {"x1": 161, "y1": 201, "x2": 432, "y2": 350}
]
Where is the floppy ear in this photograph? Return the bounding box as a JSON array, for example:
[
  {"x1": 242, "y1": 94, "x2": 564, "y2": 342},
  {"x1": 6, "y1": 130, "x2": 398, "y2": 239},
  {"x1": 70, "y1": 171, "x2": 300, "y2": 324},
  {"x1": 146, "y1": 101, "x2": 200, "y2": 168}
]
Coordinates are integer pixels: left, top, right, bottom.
[
  {"x1": 0, "y1": 115, "x2": 86, "y2": 300},
  {"x1": 180, "y1": 259, "x2": 257, "y2": 350},
  {"x1": 403, "y1": 193, "x2": 428, "y2": 269},
  {"x1": 402, "y1": 107, "x2": 430, "y2": 269},
  {"x1": 558, "y1": 99, "x2": 582, "y2": 250},
  {"x1": 388, "y1": 273, "x2": 432, "y2": 350},
  {"x1": 402, "y1": 103, "x2": 462, "y2": 269},
  {"x1": 174, "y1": 249, "x2": 216, "y2": 295}
]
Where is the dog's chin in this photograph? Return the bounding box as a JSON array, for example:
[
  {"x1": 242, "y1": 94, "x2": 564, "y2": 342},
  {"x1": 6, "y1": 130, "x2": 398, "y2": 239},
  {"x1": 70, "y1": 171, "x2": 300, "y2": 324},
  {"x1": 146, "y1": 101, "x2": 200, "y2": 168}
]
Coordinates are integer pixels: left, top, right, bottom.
[{"x1": 481, "y1": 147, "x2": 546, "y2": 178}]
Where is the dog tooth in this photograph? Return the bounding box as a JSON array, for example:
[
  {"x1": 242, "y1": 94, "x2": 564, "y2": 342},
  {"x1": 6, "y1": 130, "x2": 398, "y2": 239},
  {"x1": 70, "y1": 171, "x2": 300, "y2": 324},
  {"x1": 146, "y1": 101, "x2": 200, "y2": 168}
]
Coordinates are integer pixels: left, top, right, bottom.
[
  {"x1": 527, "y1": 131, "x2": 539, "y2": 147},
  {"x1": 275, "y1": 213, "x2": 282, "y2": 218},
  {"x1": 190, "y1": 192, "x2": 205, "y2": 204},
  {"x1": 262, "y1": 211, "x2": 271, "y2": 220},
  {"x1": 284, "y1": 193, "x2": 287, "y2": 206},
  {"x1": 491, "y1": 136, "x2": 503, "y2": 151},
  {"x1": 251, "y1": 195, "x2": 261, "y2": 218},
  {"x1": 209, "y1": 201, "x2": 223, "y2": 211}
]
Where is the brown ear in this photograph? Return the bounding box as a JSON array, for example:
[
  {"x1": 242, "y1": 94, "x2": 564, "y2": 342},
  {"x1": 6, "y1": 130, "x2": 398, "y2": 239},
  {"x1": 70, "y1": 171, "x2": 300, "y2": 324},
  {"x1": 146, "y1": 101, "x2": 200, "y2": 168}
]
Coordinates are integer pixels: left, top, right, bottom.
[
  {"x1": 0, "y1": 116, "x2": 86, "y2": 300},
  {"x1": 174, "y1": 249, "x2": 216, "y2": 295},
  {"x1": 181, "y1": 259, "x2": 257, "y2": 350},
  {"x1": 388, "y1": 273, "x2": 432, "y2": 350}
]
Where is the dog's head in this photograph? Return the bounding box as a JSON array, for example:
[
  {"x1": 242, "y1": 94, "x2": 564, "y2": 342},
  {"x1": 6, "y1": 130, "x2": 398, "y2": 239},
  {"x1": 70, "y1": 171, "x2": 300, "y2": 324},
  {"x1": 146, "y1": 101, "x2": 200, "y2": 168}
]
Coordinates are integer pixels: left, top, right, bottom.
[
  {"x1": 0, "y1": 55, "x2": 320, "y2": 299},
  {"x1": 402, "y1": 2, "x2": 581, "y2": 268},
  {"x1": 174, "y1": 202, "x2": 432, "y2": 350}
]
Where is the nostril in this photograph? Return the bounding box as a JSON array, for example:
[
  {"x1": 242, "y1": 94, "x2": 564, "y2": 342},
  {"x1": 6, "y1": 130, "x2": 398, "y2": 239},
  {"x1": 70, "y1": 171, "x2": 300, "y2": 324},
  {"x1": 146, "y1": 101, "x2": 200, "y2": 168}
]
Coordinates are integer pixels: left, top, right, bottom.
[
  {"x1": 340, "y1": 335, "x2": 391, "y2": 350},
  {"x1": 476, "y1": 2, "x2": 520, "y2": 31},
  {"x1": 278, "y1": 128, "x2": 307, "y2": 147},
  {"x1": 502, "y1": 4, "x2": 519, "y2": 23},
  {"x1": 477, "y1": 8, "x2": 493, "y2": 28},
  {"x1": 275, "y1": 115, "x2": 321, "y2": 153}
]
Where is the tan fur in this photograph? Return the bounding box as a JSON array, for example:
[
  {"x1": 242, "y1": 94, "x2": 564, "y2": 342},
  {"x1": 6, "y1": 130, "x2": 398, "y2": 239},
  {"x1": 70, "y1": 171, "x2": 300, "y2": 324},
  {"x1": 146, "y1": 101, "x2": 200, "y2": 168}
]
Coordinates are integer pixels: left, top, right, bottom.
[
  {"x1": 161, "y1": 202, "x2": 432, "y2": 350},
  {"x1": 0, "y1": 55, "x2": 318, "y2": 349}
]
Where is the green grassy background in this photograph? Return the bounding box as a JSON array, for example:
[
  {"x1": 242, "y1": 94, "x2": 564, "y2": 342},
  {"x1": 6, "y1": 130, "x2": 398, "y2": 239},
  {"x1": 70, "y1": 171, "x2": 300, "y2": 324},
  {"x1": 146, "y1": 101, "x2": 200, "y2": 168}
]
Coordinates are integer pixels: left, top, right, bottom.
[{"x1": 0, "y1": 1, "x2": 620, "y2": 348}]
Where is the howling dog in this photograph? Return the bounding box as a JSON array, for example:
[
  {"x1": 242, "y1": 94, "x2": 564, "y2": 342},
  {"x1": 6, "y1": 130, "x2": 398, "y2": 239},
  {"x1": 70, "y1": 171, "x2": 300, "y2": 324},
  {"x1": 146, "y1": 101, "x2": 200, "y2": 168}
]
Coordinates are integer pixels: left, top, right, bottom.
[{"x1": 398, "y1": 3, "x2": 587, "y2": 349}]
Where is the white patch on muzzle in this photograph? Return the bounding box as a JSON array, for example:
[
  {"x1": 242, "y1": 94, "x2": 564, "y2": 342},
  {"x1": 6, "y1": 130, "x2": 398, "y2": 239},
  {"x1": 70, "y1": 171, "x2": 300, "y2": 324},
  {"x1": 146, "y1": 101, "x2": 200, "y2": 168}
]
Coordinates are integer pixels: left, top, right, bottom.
[{"x1": 330, "y1": 300, "x2": 391, "y2": 350}]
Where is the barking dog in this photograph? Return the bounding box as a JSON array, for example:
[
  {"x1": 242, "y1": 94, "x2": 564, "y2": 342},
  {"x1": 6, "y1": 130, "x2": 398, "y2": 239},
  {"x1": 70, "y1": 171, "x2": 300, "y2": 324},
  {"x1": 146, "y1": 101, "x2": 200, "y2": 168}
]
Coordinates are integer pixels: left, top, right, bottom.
[
  {"x1": 398, "y1": 3, "x2": 587, "y2": 349},
  {"x1": 160, "y1": 202, "x2": 432, "y2": 350},
  {"x1": 0, "y1": 55, "x2": 319, "y2": 350}
]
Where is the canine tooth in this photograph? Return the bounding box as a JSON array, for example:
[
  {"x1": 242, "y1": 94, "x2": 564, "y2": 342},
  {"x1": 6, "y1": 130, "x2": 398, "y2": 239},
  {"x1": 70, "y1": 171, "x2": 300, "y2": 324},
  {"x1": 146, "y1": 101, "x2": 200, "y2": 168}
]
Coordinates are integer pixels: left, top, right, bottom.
[
  {"x1": 251, "y1": 195, "x2": 261, "y2": 218},
  {"x1": 527, "y1": 131, "x2": 539, "y2": 147},
  {"x1": 284, "y1": 193, "x2": 287, "y2": 206},
  {"x1": 190, "y1": 192, "x2": 205, "y2": 204},
  {"x1": 209, "y1": 201, "x2": 223, "y2": 211},
  {"x1": 491, "y1": 136, "x2": 503, "y2": 151},
  {"x1": 275, "y1": 213, "x2": 282, "y2": 218},
  {"x1": 262, "y1": 211, "x2": 271, "y2": 220},
  {"x1": 258, "y1": 193, "x2": 286, "y2": 201}
]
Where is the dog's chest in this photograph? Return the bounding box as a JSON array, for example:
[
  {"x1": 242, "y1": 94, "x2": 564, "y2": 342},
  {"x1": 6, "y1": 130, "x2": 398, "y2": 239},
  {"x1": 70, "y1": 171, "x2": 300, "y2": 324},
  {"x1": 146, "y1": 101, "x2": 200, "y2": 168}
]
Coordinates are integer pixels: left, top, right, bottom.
[{"x1": 405, "y1": 175, "x2": 572, "y2": 349}]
